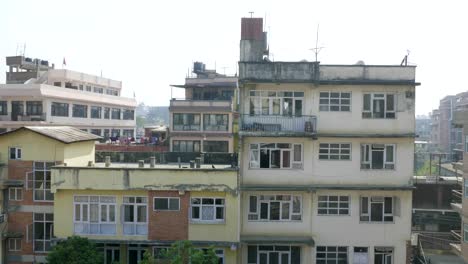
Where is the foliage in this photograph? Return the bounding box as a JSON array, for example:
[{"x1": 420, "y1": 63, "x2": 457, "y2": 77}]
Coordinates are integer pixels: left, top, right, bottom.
[
  {"x1": 415, "y1": 159, "x2": 438, "y2": 176},
  {"x1": 46, "y1": 236, "x2": 103, "y2": 264},
  {"x1": 140, "y1": 240, "x2": 219, "y2": 264}
]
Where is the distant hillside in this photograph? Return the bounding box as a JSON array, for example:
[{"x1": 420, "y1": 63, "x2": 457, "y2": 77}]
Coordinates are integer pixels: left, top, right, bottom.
[{"x1": 136, "y1": 103, "x2": 169, "y2": 127}]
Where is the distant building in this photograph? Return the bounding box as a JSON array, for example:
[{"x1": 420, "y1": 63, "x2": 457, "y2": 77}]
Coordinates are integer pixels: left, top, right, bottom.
[
  {"x1": 0, "y1": 55, "x2": 137, "y2": 139},
  {"x1": 416, "y1": 115, "x2": 431, "y2": 142},
  {"x1": 169, "y1": 62, "x2": 237, "y2": 153}
]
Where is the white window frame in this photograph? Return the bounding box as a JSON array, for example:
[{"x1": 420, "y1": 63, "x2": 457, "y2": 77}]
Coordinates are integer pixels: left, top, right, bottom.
[
  {"x1": 153, "y1": 197, "x2": 180, "y2": 211},
  {"x1": 374, "y1": 247, "x2": 393, "y2": 264},
  {"x1": 190, "y1": 197, "x2": 225, "y2": 223},
  {"x1": 360, "y1": 196, "x2": 394, "y2": 223},
  {"x1": 9, "y1": 187, "x2": 23, "y2": 201},
  {"x1": 362, "y1": 93, "x2": 396, "y2": 119},
  {"x1": 33, "y1": 161, "x2": 55, "y2": 202},
  {"x1": 319, "y1": 91, "x2": 351, "y2": 112},
  {"x1": 317, "y1": 195, "x2": 349, "y2": 216},
  {"x1": 249, "y1": 90, "x2": 304, "y2": 116},
  {"x1": 8, "y1": 238, "x2": 21, "y2": 251},
  {"x1": 316, "y1": 246, "x2": 348, "y2": 264},
  {"x1": 318, "y1": 143, "x2": 351, "y2": 160},
  {"x1": 248, "y1": 245, "x2": 301, "y2": 264},
  {"x1": 9, "y1": 147, "x2": 22, "y2": 160},
  {"x1": 249, "y1": 143, "x2": 303, "y2": 169},
  {"x1": 248, "y1": 195, "x2": 302, "y2": 221},
  {"x1": 122, "y1": 196, "x2": 148, "y2": 236},
  {"x1": 360, "y1": 144, "x2": 395, "y2": 170},
  {"x1": 73, "y1": 195, "x2": 116, "y2": 235},
  {"x1": 33, "y1": 213, "x2": 53, "y2": 253}
]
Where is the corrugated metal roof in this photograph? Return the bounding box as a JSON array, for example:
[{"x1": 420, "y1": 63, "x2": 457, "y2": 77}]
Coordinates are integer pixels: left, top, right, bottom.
[{"x1": 0, "y1": 126, "x2": 101, "y2": 144}]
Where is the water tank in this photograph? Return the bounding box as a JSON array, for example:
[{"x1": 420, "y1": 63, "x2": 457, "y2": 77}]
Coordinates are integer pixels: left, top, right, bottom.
[{"x1": 193, "y1": 62, "x2": 205, "y2": 73}]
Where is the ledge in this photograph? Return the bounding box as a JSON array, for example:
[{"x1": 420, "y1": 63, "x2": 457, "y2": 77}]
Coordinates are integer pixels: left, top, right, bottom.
[
  {"x1": 241, "y1": 184, "x2": 415, "y2": 191},
  {"x1": 52, "y1": 237, "x2": 239, "y2": 247},
  {"x1": 240, "y1": 235, "x2": 314, "y2": 246}
]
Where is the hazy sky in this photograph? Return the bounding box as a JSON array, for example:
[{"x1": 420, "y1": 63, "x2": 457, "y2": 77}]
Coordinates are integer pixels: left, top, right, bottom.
[{"x1": 1, "y1": 0, "x2": 467, "y2": 116}]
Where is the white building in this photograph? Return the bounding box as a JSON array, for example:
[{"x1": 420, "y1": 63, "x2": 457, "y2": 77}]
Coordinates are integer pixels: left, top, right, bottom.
[
  {"x1": 0, "y1": 55, "x2": 136, "y2": 138},
  {"x1": 238, "y1": 17, "x2": 418, "y2": 264}
]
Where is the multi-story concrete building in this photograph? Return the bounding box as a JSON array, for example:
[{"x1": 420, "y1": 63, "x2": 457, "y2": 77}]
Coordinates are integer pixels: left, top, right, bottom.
[
  {"x1": 169, "y1": 62, "x2": 237, "y2": 153},
  {"x1": 430, "y1": 109, "x2": 440, "y2": 149},
  {"x1": 0, "y1": 55, "x2": 137, "y2": 139},
  {"x1": 0, "y1": 126, "x2": 100, "y2": 263},
  {"x1": 237, "y1": 17, "x2": 418, "y2": 263},
  {"x1": 416, "y1": 115, "x2": 431, "y2": 143}
]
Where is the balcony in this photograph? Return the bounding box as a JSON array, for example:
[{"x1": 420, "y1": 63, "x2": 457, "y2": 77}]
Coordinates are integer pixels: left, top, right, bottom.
[
  {"x1": 240, "y1": 115, "x2": 317, "y2": 137},
  {"x1": 450, "y1": 189, "x2": 462, "y2": 214},
  {"x1": 169, "y1": 99, "x2": 232, "y2": 112}
]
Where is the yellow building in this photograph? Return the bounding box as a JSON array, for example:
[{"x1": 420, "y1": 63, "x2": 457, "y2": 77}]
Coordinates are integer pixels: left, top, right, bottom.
[{"x1": 0, "y1": 126, "x2": 99, "y2": 263}]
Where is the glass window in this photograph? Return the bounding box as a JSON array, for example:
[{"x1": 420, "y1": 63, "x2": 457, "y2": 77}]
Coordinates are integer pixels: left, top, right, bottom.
[
  {"x1": 111, "y1": 108, "x2": 121, "y2": 120},
  {"x1": 33, "y1": 213, "x2": 53, "y2": 252},
  {"x1": 33, "y1": 162, "x2": 55, "y2": 201},
  {"x1": 26, "y1": 101, "x2": 43, "y2": 115},
  {"x1": 248, "y1": 195, "x2": 302, "y2": 221},
  {"x1": 319, "y1": 143, "x2": 351, "y2": 160},
  {"x1": 173, "y1": 140, "x2": 201, "y2": 152},
  {"x1": 9, "y1": 187, "x2": 23, "y2": 201},
  {"x1": 190, "y1": 198, "x2": 225, "y2": 222},
  {"x1": 91, "y1": 106, "x2": 102, "y2": 119},
  {"x1": 90, "y1": 129, "x2": 102, "y2": 136},
  {"x1": 248, "y1": 245, "x2": 300, "y2": 264},
  {"x1": 317, "y1": 195, "x2": 349, "y2": 215},
  {"x1": 73, "y1": 196, "x2": 117, "y2": 235},
  {"x1": 360, "y1": 196, "x2": 394, "y2": 223},
  {"x1": 362, "y1": 93, "x2": 396, "y2": 119},
  {"x1": 104, "y1": 107, "x2": 110, "y2": 119},
  {"x1": 360, "y1": 144, "x2": 395, "y2": 169},
  {"x1": 249, "y1": 143, "x2": 302, "y2": 169},
  {"x1": 123, "y1": 196, "x2": 148, "y2": 235},
  {"x1": 316, "y1": 246, "x2": 348, "y2": 264},
  {"x1": 123, "y1": 109, "x2": 135, "y2": 120},
  {"x1": 8, "y1": 238, "x2": 21, "y2": 251},
  {"x1": 94, "y1": 87, "x2": 104, "y2": 93},
  {"x1": 248, "y1": 90, "x2": 304, "y2": 116},
  {"x1": 0, "y1": 101, "x2": 7, "y2": 115},
  {"x1": 154, "y1": 197, "x2": 180, "y2": 211},
  {"x1": 203, "y1": 114, "x2": 229, "y2": 131},
  {"x1": 51, "y1": 102, "x2": 69, "y2": 117},
  {"x1": 9, "y1": 147, "x2": 22, "y2": 160},
  {"x1": 72, "y1": 104, "x2": 88, "y2": 118},
  {"x1": 374, "y1": 247, "x2": 393, "y2": 264},
  {"x1": 319, "y1": 92, "x2": 351, "y2": 111},
  {"x1": 203, "y1": 141, "x2": 229, "y2": 153},
  {"x1": 173, "y1": 113, "x2": 201, "y2": 131}
]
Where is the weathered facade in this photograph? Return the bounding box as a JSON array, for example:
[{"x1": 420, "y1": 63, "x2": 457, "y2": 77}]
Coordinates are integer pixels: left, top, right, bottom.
[
  {"x1": 238, "y1": 17, "x2": 418, "y2": 264},
  {"x1": 0, "y1": 126, "x2": 98, "y2": 263},
  {"x1": 169, "y1": 63, "x2": 237, "y2": 153}
]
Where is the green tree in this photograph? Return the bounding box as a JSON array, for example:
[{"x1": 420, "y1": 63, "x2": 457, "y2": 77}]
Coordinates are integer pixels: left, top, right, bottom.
[
  {"x1": 141, "y1": 240, "x2": 219, "y2": 264},
  {"x1": 47, "y1": 236, "x2": 103, "y2": 264}
]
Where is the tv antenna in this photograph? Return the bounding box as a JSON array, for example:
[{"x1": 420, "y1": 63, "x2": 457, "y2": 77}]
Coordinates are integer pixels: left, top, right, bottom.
[
  {"x1": 249, "y1": 11, "x2": 254, "y2": 18},
  {"x1": 221, "y1": 66, "x2": 228, "y2": 75},
  {"x1": 309, "y1": 24, "x2": 324, "y2": 63},
  {"x1": 400, "y1": 50, "x2": 410, "y2": 66}
]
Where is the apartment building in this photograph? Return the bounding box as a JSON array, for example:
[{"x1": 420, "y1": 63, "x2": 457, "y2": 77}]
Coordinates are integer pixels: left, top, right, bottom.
[
  {"x1": 449, "y1": 104, "x2": 468, "y2": 261},
  {"x1": 238, "y1": 17, "x2": 418, "y2": 264},
  {"x1": 0, "y1": 55, "x2": 137, "y2": 138},
  {"x1": 0, "y1": 126, "x2": 100, "y2": 263},
  {"x1": 169, "y1": 62, "x2": 237, "y2": 153},
  {"x1": 52, "y1": 156, "x2": 239, "y2": 264}
]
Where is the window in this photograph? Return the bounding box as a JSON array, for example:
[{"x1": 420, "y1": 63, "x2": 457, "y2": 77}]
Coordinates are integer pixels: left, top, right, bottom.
[
  {"x1": 94, "y1": 87, "x2": 104, "y2": 93},
  {"x1": 9, "y1": 147, "x2": 22, "y2": 160},
  {"x1": 86, "y1": 85, "x2": 92, "y2": 92},
  {"x1": 8, "y1": 238, "x2": 21, "y2": 251},
  {"x1": 203, "y1": 114, "x2": 229, "y2": 131},
  {"x1": 53, "y1": 82, "x2": 61, "y2": 87},
  {"x1": 104, "y1": 245, "x2": 120, "y2": 264},
  {"x1": 104, "y1": 107, "x2": 110, "y2": 119},
  {"x1": 317, "y1": 196, "x2": 349, "y2": 215},
  {"x1": 360, "y1": 144, "x2": 395, "y2": 169},
  {"x1": 90, "y1": 129, "x2": 102, "y2": 136},
  {"x1": 154, "y1": 197, "x2": 180, "y2": 211},
  {"x1": 123, "y1": 109, "x2": 135, "y2": 120},
  {"x1": 0, "y1": 101, "x2": 8, "y2": 115},
  {"x1": 249, "y1": 143, "x2": 303, "y2": 169},
  {"x1": 249, "y1": 90, "x2": 304, "y2": 116},
  {"x1": 247, "y1": 245, "x2": 300, "y2": 264},
  {"x1": 319, "y1": 143, "x2": 351, "y2": 160},
  {"x1": 354, "y1": 247, "x2": 369, "y2": 264},
  {"x1": 173, "y1": 140, "x2": 201, "y2": 152},
  {"x1": 91, "y1": 106, "x2": 102, "y2": 119},
  {"x1": 248, "y1": 195, "x2": 302, "y2": 221},
  {"x1": 79, "y1": 84, "x2": 83, "y2": 90},
  {"x1": 122, "y1": 129, "x2": 134, "y2": 138},
  {"x1": 319, "y1": 92, "x2": 351, "y2": 111},
  {"x1": 111, "y1": 108, "x2": 121, "y2": 120},
  {"x1": 153, "y1": 247, "x2": 170, "y2": 260},
  {"x1": 374, "y1": 247, "x2": 393, "y2": 264},
  {"x1": 26, "y1": 101, "x2": 42, "y2": 115},
  {"x1": 123, "y1": 196, "x2": 148, "y2": 235},
  {"x1": 74, "y1": 196, "x2": 116, "y2": 235},
  {"x1": 51, "y1": 102, "x2": 69, "y2": 117},
  {"x1": 360, "y1": 196, "x2": 394, "y2": 223},
  {"x1": 72, "y1": 104, "x2": 88, "y2": 118},
  {"x1": 362, "y1": 93, "x2": 395, "y2": 119},
  {"x1": 33, "y1": 213, "x2": 53, "y2": 252},
  {"x1": 111, "y1": 129, "x2": 120, "y2": 137},
  {"x1": 199, "y1": 248, "x2": 225, "y2": 264},
  {"x1": 33, "y1": 162, "x2": 54, "y2": 201},
  {"x1": 190, "y1": 198, "x2": 225, "y2": 222},
  {"x1": 173, "y1": 113, "x2": 201, "y2": 131},
  {"x1": 316, "y1": 246, "x2": 348, "y2": 264},
  {"x1": 203, "y1": 141, "x2": 229, "y2": 153},
  {"x1": 9, "y1": 187, "x2": 23, "y2": 201}
]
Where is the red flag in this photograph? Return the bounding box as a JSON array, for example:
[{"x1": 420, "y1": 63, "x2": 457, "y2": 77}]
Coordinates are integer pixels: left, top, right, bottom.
[{"x1": 63, "y1": 57, "x2": 66, "y2": 66}]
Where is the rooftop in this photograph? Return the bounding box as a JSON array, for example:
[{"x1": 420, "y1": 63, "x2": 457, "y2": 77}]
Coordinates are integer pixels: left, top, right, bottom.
[{"x1": 0, "y1": 126, "x2": 101, "y2": 144}]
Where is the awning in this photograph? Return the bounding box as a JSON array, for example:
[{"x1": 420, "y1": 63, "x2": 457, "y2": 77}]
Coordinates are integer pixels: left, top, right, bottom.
[{"x1": 240, "y1": 235, "x2": 314, "y2": 246}]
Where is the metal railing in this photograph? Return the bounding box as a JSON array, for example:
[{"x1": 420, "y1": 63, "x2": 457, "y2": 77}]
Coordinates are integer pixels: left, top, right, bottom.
[
  {"x1": 451, "y1": 230, "x2": 461, "y2": 241},
  {"x1": 240, "y1": 114, "x2": 317, "y2": 133},
  {"x1": 452, "y1": 189, "x2": 462, "y2": 203}
]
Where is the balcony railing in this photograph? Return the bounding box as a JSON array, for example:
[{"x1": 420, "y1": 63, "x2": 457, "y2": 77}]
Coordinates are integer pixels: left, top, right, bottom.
[
  {"x1": 452, "y1": 189, "x2": 462, "y2": 204},
  {"x1": 240, "y1": 115, "x2": 317, "y2": 135}
]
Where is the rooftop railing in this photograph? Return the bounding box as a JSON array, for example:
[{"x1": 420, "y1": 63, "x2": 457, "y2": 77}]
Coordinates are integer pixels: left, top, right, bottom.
[{"x1": 240, "y1": 114, "x2": 317, "y2": 134}]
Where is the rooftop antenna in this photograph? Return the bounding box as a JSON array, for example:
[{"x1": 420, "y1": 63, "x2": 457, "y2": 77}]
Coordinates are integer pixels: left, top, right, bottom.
[
  {"x1": 309, "y1": 24, "x2": 324, "y2": 63},
  {"x1": 249, "y1": 11, "x2": 254, "y2": 18},
  {"x1": 400, "y1": 50, "x2": 410, "y2": 66},
  {"x1": 221, "y1": 66, "x2": 228, "y2": 75}
]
